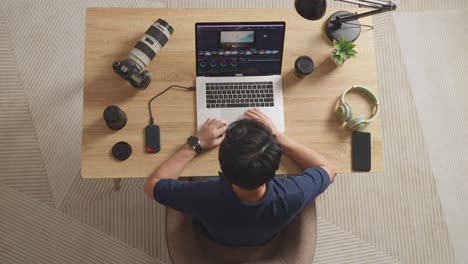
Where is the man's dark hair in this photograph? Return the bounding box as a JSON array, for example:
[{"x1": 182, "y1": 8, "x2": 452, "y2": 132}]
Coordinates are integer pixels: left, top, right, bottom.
[{"x1": 219, "y1": 119, "x2": 283, "y2": 190}]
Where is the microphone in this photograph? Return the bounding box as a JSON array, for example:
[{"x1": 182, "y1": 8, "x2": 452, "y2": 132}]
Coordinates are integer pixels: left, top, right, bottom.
[{"x1": 294, "y1": 0, "x2": 327, "y2": 20}]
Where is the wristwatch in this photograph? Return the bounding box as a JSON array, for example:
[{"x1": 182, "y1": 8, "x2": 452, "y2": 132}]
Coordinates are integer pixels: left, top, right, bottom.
[{"x1": 187, "y1": 135, "x2": 203, "y2": 154}]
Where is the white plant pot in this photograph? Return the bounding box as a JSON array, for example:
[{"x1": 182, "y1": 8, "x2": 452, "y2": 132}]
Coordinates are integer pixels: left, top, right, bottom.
[{"x1": 330, "y1": 49, "x2": 350, "y2": 66}]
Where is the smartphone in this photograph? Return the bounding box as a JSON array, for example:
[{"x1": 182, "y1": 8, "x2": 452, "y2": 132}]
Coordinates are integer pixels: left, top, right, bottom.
[{"x1": 352, "y1": 131, "x2": 371, "y2": 171}]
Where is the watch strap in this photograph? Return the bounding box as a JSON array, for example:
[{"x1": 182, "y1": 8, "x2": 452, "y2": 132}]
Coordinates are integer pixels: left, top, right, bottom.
[{"x1": 192, "y1": 142, "x2": 202, "y2": 154}]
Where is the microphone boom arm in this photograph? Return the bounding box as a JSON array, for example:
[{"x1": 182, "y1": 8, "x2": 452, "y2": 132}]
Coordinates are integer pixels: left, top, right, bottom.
[{"x1": 331, "y1": 0, "x2": 396, "y2": 25}]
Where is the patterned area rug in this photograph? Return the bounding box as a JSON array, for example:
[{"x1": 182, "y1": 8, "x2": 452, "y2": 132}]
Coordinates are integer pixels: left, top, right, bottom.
[{"x1": 1, "y1": 1, "x2": 466, "y2": 263}]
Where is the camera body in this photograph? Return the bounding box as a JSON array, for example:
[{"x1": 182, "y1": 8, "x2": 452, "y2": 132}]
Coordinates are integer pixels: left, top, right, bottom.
[
  {"x1": 112, "y1": 18, "x2": 173, "y2": 89},
  {"x1": 112, "y1": 60, "x2": 151, "y2": 89}
]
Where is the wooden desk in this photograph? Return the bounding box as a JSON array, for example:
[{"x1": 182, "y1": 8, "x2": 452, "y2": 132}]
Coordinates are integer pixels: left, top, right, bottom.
[{"x1": 82, "y1": 8, "x2": 382, "y2": 179}]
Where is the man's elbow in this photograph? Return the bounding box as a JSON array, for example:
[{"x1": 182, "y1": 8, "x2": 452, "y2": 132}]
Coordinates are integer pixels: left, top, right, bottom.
[
  {"x1": 322, "y1": 165, "x2": 336, "y2": 183},
  {"x1": 143, "y1": 178, "x2": 158, "y2": 199}
]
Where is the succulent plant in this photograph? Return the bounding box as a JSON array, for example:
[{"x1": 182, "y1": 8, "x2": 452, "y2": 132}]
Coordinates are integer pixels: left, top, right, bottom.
[{"x1": 331, "y1": 35, "x2": 357, "y2": 65}]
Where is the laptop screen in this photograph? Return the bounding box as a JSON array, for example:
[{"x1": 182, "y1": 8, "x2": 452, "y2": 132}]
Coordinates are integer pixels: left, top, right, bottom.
[{"x1": 195, "y1": 22, "x2": 286, "y2": 77}]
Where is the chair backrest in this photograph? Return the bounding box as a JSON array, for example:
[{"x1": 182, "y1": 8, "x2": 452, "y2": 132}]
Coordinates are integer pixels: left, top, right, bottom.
[{"x1": 166, "y1": 201, "x2": 317, "y2": 264}]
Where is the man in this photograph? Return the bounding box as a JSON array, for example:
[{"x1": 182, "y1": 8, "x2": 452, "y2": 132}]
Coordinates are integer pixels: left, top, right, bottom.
[{"x1": 144, "y1": 108, "x2": 336, "y2": 247}]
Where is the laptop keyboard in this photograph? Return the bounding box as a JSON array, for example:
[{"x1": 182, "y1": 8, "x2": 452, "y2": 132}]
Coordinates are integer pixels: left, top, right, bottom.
[{"x1": 205, "y1": 82, "x2": 274, "y2": 108}]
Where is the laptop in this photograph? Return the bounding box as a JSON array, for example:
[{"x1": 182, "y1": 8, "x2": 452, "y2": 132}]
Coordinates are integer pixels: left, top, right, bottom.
[{"x1": 195, "y1": 22, "x2": 286, "y2": 132}]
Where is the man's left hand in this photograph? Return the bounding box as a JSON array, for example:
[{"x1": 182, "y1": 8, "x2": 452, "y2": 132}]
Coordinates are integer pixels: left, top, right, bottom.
[{"x1": 196, "y1": 118, "x2": 227, "y2": 149}]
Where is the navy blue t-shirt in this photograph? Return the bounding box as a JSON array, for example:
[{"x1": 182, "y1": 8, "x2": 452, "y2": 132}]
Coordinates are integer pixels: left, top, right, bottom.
[{"x1": 154, "y1": 167, "x2": 330, "y2": 247}]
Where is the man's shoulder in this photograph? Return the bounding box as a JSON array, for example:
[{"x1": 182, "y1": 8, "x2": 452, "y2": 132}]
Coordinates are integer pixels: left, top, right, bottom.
[
  {"x1": 154, "y1": 177, "x2": 221, "y2": 204},
  {"x1": 156, "y1": 177, "x2": 221, "y2": 196},
  {"x1": 270, "y1": 167, "x2": 330, "y2": 195},
  {"x1": 157, "y1": 177, "x2": 220, "y2": 189},
  {"x1": 269, "y1": 176, "x2": 302, "y2": 196}
]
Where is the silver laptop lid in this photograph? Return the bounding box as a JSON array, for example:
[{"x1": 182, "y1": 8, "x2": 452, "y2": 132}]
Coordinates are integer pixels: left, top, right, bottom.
[{"x1": 195, "y1": 22, "x2": 286, "y2": 77}]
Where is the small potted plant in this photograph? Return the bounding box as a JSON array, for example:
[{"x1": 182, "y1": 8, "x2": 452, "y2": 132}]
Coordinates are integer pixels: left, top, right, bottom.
[{"x1": 330, "y1": 35, "x2": 357, "y2": 66}]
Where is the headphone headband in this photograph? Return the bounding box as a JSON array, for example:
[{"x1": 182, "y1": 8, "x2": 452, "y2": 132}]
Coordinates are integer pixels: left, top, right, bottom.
[{"x1": 340, "y1": 85, "x2": 380, "y2": 124}]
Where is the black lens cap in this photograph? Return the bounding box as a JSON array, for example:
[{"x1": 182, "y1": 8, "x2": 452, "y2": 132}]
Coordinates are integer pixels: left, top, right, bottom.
[{"x1": 112, "y1": 141, "x2": 132, "y2": 161}]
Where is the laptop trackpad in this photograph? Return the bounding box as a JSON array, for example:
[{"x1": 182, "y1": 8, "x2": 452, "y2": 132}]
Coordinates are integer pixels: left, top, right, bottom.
[{"x1": 197, "y1": 107, "x2": 284, "y2": 132}]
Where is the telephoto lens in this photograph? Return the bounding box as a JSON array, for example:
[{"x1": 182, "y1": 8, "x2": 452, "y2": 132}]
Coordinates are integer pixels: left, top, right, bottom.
[
  {"x1": 129, "y1": 18, "x2": 174, "y2": 72},
  {"x1": 113, "y1": 18, "x2": 174, "y2": 89}
]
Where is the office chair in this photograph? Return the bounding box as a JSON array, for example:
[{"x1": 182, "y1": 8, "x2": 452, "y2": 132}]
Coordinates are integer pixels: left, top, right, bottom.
[{"x1": 165, "y1": 200, "x2": 318, "y2": 264}]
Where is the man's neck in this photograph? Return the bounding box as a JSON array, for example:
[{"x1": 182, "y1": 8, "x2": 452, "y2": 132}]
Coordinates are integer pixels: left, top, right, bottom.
[{"x1": 231, "y1": 184, "x2": 267, "y2": 203}]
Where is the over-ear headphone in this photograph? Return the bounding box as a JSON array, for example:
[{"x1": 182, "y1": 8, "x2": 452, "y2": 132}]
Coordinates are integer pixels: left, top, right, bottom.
[{"x1": 336, "y1": 85, "x2": 380, "y2": 131}]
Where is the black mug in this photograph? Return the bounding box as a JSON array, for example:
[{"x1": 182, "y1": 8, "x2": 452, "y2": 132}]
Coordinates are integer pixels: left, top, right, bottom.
[
  {"x1": 103, "y1": 105, "x2": 127, "y2": 130},
  {"x1": 294, "y1": 56, "x2": 315, "y2": 78}
]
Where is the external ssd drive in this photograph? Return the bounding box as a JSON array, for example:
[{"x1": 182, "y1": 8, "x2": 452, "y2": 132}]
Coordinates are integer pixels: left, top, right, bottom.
[{"x1": 145, "y1": 124, "x2": 161, "y2": 153}]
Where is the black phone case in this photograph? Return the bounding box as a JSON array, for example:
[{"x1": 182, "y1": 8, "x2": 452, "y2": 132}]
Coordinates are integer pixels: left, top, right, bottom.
[
  {"x1": 145, "y1": 125, "x2": 161, "y2": 153},
  {"x1": 352, "y1": 131, "x2": 371, "y2": 171}
]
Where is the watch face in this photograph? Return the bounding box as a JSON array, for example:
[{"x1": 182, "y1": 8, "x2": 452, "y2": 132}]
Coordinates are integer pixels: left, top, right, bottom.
[{"x1": 188, "y1": 136, "x2": 199, "y2": 146}]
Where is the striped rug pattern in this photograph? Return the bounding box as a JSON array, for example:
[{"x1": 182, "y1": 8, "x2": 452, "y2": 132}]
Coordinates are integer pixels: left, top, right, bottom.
[
  {"x1": 1, "y1": 0, "x2": 466, "y2": 263},
  {"x1": 0, "y1": 10, "x2": 54, "y2": 207},
  {"x1": 0, "y1": 184, "x2": 162, "y2": 264},
  {"x1": 393, "y1": 10, "x2": 468, "y2": 263}
]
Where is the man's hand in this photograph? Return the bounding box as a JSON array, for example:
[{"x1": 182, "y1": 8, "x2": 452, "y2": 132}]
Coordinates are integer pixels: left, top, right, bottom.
[
  {"x1": 245, "y1": 108, "x2": 280, "y2": 136},
  {"x1": 196, "y1": 118, "x2": 227, "y2": 149}
]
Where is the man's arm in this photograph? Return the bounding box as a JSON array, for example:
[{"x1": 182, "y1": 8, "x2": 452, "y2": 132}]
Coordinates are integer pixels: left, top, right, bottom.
[
  {"x1": 143, "y1": 118, "x2": 227, "y2": 199},
  {"x1": 245, "y1": 109, "x2": 336, "y2": 182}
]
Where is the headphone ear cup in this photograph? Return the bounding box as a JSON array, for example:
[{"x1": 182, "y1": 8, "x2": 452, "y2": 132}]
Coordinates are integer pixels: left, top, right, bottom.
[
  {"x1": 347, "y1": 115, "x2": 366, "y2": 131},
  {"x1": 336, "y1": 103, "x2": 352, "y2": 122}
]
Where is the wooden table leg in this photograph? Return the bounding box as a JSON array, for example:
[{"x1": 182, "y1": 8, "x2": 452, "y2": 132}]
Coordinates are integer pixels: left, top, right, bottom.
[{"x1": 113, "y1": 178, "x2": 122, "y2": 191}]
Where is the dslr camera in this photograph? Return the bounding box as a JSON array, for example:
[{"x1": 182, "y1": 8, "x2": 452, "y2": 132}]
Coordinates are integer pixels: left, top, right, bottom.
[{"x1": 113, "y1": 18, "x2": 174, "y2": 89}]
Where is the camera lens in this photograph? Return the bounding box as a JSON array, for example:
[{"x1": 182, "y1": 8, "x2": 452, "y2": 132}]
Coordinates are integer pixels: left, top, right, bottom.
[
  {"x1": 128, "y1": 18, "x2": 173, "y2": 72},
  {"x1": 103, "y1": 105, "x2": 127, "y2": 130}
]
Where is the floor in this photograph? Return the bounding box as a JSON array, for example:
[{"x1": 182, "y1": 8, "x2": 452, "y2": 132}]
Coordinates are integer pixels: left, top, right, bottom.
[{"x1": 1, "y1": 1, "x2": 466, "y2": 263}]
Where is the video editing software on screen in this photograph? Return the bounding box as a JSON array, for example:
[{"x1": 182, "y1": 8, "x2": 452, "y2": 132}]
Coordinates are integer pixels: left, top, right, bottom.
[{"x1": 196, "y1": 22, "x2": 285, "y2": 76}]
